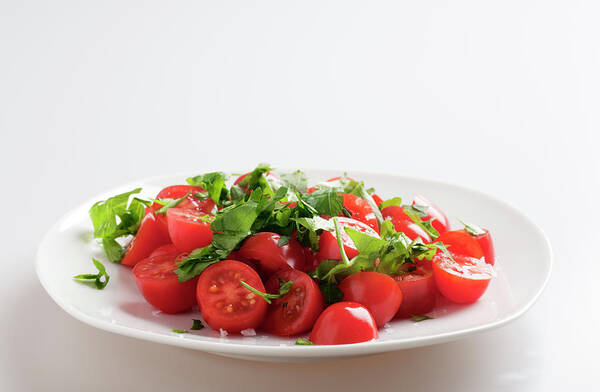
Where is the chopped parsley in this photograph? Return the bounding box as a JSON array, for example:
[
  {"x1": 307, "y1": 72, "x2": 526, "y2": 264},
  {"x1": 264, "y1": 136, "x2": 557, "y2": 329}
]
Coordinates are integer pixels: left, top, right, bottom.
[{"x1": 73, "y1": 258, "x2": 110, "y2": 289}]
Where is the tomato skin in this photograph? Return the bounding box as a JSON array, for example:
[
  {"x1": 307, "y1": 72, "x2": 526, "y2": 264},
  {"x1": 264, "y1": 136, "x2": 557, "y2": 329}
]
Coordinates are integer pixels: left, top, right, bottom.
[
  {"x1": 166, "y1": 208, "x2": 213, "y2": 253},
  {"x1": 149, "y1": 244, "x2": 179, "y2": 258},
  {"x1": 393, "y1": 267, "x2": 437, "y2": 318},
  {"x1": 309, "y1": 302, "x2": 378, "y2": 345},
  {"x1": 317, "y1": 217, "x2": 381, "y2": 263},
  {"x1": 436, "y1": 230, "x2": 484, "y2": 259},
  {"x1": 371, "y1": 194, "x2": 384, "y2": 207},
  {"x1": 338, "y1": 272, "x2": 403, "y2": 327},
  {"x1": 412, "y1": 194, "x2": 450, "y2": 234},
  {"x1": 196, "y1": 260, "x2": 268, "y2": 333},
  {"x1": 153, "y1": 185, "x2": 215, "y2": 214},
  {"x1": 464, "y1": 228, "x2": 495, "y2": 265},
  {"x1": 121, "y1": 212, "x2": 172, "y2": 267},
  {"x1": 341, "y1": 193, "x2": 379, "y2": 233},
  {"x1": 261, "y1": 269, "x2": 324, "y2": 336},
  {"x1": 237, "y1": 232, "x2": 306, "y2": 277},
  {"x1": 432, "y1": 253, "x2": 494, "y2": 304},
  {"x1": 381, "y1": 206, "x2": 432, "y2": 243},
  {"x1": 133, "y1": 253, "x2": 197, "y2": 314}
]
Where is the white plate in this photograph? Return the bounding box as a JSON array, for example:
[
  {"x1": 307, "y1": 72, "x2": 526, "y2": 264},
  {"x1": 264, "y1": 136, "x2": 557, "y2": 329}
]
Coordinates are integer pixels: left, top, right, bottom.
[{"x1": 36, "y1": 170, "x2": 552, "y2": 362}]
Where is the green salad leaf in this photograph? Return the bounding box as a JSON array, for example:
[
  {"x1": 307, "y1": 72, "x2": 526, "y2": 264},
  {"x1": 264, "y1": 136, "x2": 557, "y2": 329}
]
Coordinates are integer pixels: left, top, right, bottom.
[{"x1": 73, "y1": 258, "x2": 110, "y2": 289}]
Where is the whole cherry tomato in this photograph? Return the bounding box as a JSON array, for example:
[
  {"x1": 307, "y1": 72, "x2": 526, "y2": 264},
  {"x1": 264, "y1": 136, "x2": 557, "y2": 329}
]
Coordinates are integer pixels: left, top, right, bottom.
[
  {"x1": 237, "y1": 232, "x2": 306, "y2": 277},
  {"x1": 436, "y1": 230, "x2": 484, "y2": 259},
  {"x1": 412, "y1": 194, "x2": 450, "y2": 234},
  {"x1": 381, "y1": 206, "x2": 431, "y2": 243},
  {"x1": 310, "y1": 302, "x2": 378, "y2": 345},
  {"x1": 317, "y1": 217, "x2": 381, "y2": 262}
]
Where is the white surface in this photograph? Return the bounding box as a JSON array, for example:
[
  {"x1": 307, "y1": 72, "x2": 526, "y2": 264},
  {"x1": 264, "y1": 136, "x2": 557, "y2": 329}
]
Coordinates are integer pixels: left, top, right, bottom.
[
  {"x1": 1, "y1": 0, "x2": 598, "y2": 390},
  {"x1": 36, "y1": 171, "x2": 552, "y2": 361}
]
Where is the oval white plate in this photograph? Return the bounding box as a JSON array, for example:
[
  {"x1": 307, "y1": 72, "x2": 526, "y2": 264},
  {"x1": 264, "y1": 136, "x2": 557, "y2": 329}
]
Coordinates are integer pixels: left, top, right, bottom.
[{"x1": 36, "y1": 170, "x2": 552, "y2": 362}]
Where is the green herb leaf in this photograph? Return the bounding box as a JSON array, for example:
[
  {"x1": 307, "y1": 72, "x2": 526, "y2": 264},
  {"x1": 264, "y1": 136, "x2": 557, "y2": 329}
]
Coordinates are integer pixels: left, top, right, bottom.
[
  {"x1": 403, "y1": 205, "x2": 440, "y2": 239},
  {"x1": 237, "y1": 163, "x2": 275, "y2": 196},
  {"x1": 154, "y1": 192, "x2": 190, "y2": 215},
  {"x1": 187, "y1": 171, "x2": 230, "y2": 205},
  {"x1": 172, "y1": 329, "x2": 188, "y2": 334},
  {"x1": 239, "y1": 279, "x2": 293, "y2": 304},
  {"x1": 277, "y1": 235, "x2": 290, "y2": 247},
  {"x1": 460, "y1": 220, "x2": 486, "y2": 236},
  {"x1": 279, "y1": 170, "x2": 308, "y2": 192},
  {"x1": 411, "y1": 315, "x2": 433, "y2": 322},
  {"x1": 303, "y1": 188, "x2": 344, "y2": 217},
  {"x1": 191, "y1": 319, "x2": 204, "y2": 330},
  {"x1": 295, "y1": 338, "x2": 314, "y2": 345},
  {"x1": 379, "y1": 197, "x2": 403, "y2": 209},
  {"x1": 319, "y1": 281, "x2": 344, "y2": 304},
  {"x1": 73, "y1": 258, "x2": 110, "y2": 290}
]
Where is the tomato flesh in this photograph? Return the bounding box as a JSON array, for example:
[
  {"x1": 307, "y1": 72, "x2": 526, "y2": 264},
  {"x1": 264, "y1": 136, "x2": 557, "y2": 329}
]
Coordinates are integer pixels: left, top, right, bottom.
[
  {"x1": 393, "y1": 267, "x2": 437, "y2": 318},
  {"x1": 436, "y1": 230, "x2": 484, "y2": 259},
  {"x1": 381, "y1": 206, "x2": 431, "y2": 243},
  {"x1": 153, "y1": 185, "x2": 215, "y2": 214},
  {"x1": 338, "y1": 272, "x2": 402, "y2": 327},
  {"x1": 310, "y1": 302, "x2": 378, "y2": 345},
  {"x1": 317, "y1": 217, "x2": 380, "y2": 262},
  {"x1": 133, "y1": 253, "x2": 197, "y2": 314},
  {"x1": 261, "y1": 269, "x2": 324, "y2": 336},
  {"x1": 121, "y1": 212, "x2": 172, "y2": 267},
  {"x1": 196, "y1": 260, "x2": 268, "y2": 333},
  {"x1": 237, "y1": 232, "x2": 306, "y2": 277},
  {"x1": 412, "y1": 194, "x2": 450, "y2": 234},
  {"x1": 432, "y1": 253, "x2": 495, "y2": 304},
  {"x1": 166, "y1": 208, "x2": 213, "y2": 253}
]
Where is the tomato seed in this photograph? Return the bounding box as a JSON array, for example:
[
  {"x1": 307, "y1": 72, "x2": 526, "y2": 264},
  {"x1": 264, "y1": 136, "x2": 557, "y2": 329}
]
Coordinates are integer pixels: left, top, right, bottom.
[
  {"x1": 209, "y1": 285, "x2": 218, "y2": 293},
  {"x1": 225, "y1": 304, "x2": 234, "y2": 313},
  {"x1": 245, "y1": 293, "x2": 255, "y2": 299}
]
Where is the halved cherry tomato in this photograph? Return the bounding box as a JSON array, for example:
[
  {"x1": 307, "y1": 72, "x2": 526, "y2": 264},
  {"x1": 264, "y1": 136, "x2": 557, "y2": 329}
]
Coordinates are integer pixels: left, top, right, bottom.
[
  {"x1": 166, "y1": 208, "x2": 213, "y2": 253},
  {"x1": 261, "y1": 269, "x2": 324, "y2": 336},
  {"x1": 237, "y1": 232, "x2": 306, "y2": 277},
  {"x1": 393, "y1": 267, "x2": 437, "y2": 318},
  {"x1": 412, "y1": 194, "x2": 450, "y2": 234},
  {"x1": 341, "y1": 193, "x2": 379, "y2": 232},
  {"x1": 436, "y1": 230, "x2": 484, "y2": 259},
  {"x1": 432, "y1": 252, "x2": 495, "y2": 304},
  {"x1": 338, "y1": 272, "x2": 402, "y2": 327},
  {"x1": 196, "y1": 260, "x2": 268, "y2": 333},
  {"x1": 309, "y1": 302, "x2": 378, "y2": 345},
  {"x1": 121, "y1": 212, "x2": 172, "y2": 267},
  {"x1": 462, "y1": 228, "x2": 495, "y2": 265},
  {"x1": 153, "y1": 185, "x2": 215, "y2": 214},
  {"x1": 381, "y1": 206, "x2": 431, "y2": 243},
  {"x1": 132, "y1": 253, "x2": 197, "y2": 314},
  {"x1": 371, "y1": 194, "x2": 384, "y2": 207},
  {"x1": 149, "y1": 243, "x2": 179, "y2": 258},
  {"x1": 317, "y1": 217, "x2": 381, "y2": 262}
]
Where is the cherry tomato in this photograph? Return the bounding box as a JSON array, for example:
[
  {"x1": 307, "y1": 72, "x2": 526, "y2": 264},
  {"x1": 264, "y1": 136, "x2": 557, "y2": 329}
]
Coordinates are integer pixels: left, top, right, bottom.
[
  {"x1": 381, "y1": 206, "x2": 432, "y2": 243},
  {"x1": 462, "y1": 228, "x2": 495, "y2": 265},
  {"x1": 132, "y1": 253, "x2": 197, "y2": 314},
  {"x1": 153, "y1": 185, "x2": 215, "y2": 214},
  {"x1": 432, "y1": 252, "x2": 494, "y2": 304},
  {"x1": 237, "y1": 232, "x2": 306, "y2": 277},
  {"x1": 338, "y1": 272, "x2": 402, "y2": 327},
  {"x1": 412, "y1": 194, "x2": 450, "y2": 234},
  {"x1": 166, "y1": 208, "x2": 213, "y2": 253},
  {"x1": 371, "y1": 193, "x2": 384, "y2": 207},
  {"x1": 341, "y1": 193, "x2": 379, "y2": 232},
  {"x1": 393, "y1": 267, "x2": 437, "y2": 318},
  {"x1": 149, "y1": 243, "x2": 179, "y2": 258},
  {"x1": 309, "y1": 302, "x2": 378, "y2": 345},
  {"x1": 436, "y1": 230, "x2": 484, "y2": 259},
  {"x1": 196, "y1": 260, "x2": 268, "y2": 333},
  {"x1": 261, "y1": 269, "x2": 324, "y2": 336},
  {"x1": 121, "y1": 212, "x2": 172, "y2": 267},
  {"x1": 317, "y1": 217, "x2": 381, "y2": 262}
]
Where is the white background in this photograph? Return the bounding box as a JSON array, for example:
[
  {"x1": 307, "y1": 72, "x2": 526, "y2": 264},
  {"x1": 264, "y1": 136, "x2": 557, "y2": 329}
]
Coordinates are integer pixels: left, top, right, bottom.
[{"x1": 1, "y1": 1, "x2": 598, "y2": 390}]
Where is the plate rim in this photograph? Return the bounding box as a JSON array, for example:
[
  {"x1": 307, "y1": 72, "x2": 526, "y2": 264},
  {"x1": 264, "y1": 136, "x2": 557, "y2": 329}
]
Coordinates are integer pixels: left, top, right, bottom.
[{"x1": 36, "y1": 169, "x2": 553, "y2": 359}]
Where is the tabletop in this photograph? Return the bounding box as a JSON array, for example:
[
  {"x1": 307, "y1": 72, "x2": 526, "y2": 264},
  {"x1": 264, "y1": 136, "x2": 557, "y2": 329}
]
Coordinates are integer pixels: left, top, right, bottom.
[{"x1": 1, "y1": 1, "x2": 598, "y2": 391}]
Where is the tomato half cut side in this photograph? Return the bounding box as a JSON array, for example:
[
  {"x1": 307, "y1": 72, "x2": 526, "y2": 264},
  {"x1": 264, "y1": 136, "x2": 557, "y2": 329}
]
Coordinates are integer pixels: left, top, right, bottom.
[
  {"x1": 317, "y1": 217, "x2": 381, "y2": 262},
  {"x1": 381, "y1": 206, "x2": 431, "y2": 243},
  {"x1": 166, "y1": 208, "x2": 213, "y2": 253},
  {"x1": 463, "y1": 228, "x2": 495, "y2": 265},
  {"x1": 341, "y1": 193, "x2": 379, "y2": 233},
  {"x1": 237, "y1": 232, "x2": 306, "y2": 277},
  {"x1": 436, "y1": 230, "x2": 484, "y2": 259},
  {"x1": 393, "y1": 267, "x2": 437, "y2": 318},
  {"x1": 261, "y1": 269, "x2": 324, "y2": 336},
  {"x1": 309, "y1": 302, "x2": 378, "y2": 345},
  {"x1": 196, "y1": 260, "x2": 268, "y2": 333},
  {"x1": 412, "y1": 194, "x2": 450, "y2": 234},
  {"x1": 133, "y1": 253, "x2": 197, "y2": 314},
  {"x1": 121, "y1": 212, "x2": 172, "y2": 267},
  {"x1": 152, "y1": 185, "x2": 215, "y2": 214},
  {"x1": 432, "y1": 253, "x2": 495, "y2": 304},
  {"x1": 338, "y1": 272, "x2": 402, "y2": 327}
]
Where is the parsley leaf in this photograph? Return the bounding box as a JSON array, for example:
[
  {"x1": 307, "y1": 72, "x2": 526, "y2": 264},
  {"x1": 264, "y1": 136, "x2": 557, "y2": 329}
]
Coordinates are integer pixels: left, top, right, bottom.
[
  {"x1": 187, "y1": 171, "x2": 229, "y2": 205},
  {"x1": 379, "y1": 197, "x2": 403, "y2": 209},
  {"x1": 154, "y1": 192, "x2": 190, "y2": 215},
  {"x1": 279, "y1": 170, "x2": 308, "y2": 192},
  {"x1": 460, "y1": 220, "x2": 486, "y2": 236},
  {"x1": 319, "y1": 281, "x2": 343, "y2": 304},
  {"x1": 191, "y1": 319, "x2": 204, "y2": 330},
  {"x1": 237, "y1": 163, "x2": 275, "y2": 196},
  {"x1": 73, "y1": 258, "x2": 110, "y2": 289},
  {"x1": 239, "y1": 279, "x2": 293, "y2": 304},
  {"x1": 403, "y1": 205, "x2": 440, "y2": 239},
  {"x1": 295, "y1": 338, "x2": 314, "y2": 345},
  {"x1": 303, "y1": 188, "x2": 344, "y2": 217},
  {"x1": 411, "y1": 315, "x2": 433, "y2": 322},
  {"x1": 172, "y1": 329, "x2": 188, "y2": 334}
]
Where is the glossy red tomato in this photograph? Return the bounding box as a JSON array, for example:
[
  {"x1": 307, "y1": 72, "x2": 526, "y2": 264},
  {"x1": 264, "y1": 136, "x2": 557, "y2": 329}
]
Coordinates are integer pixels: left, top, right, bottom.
[
  {"x1": 153, "y1": 185, "x2": 215, "y2": 214},
  {"x1": 412, "y1": 194, "x2": 450, "y2": 234},
  {"x1": 432, "y1": 252, "x2": 494, "y2": 304},
  {"x1": 436, "y1": 230, "x2": 484, "y2": 259},
  {"x1": 341, "y1": 193, "x2": 379, "y2": 232},
  {"x1": 148, "y1": 243, "x2": 179, "y2": 258},
  {"x1": 338, "y1": 272, "x2": 402, "y2": 327},
  {"x1": 309, "y1": 302, "x2": 378, "y2": 345},
  {"x1": 237, "y1": 232, "x2": 306, "y2": 277},
  {"x1": 393, "y1": 267, "x2": 437, "y2": 318},
  {"x1": 261, "y1": 269, "x2": 324, "y2": 336},
  {"x1": 132, "y1": 253, "x2": 197, "y2": 314},
  {"x1": 462, "y1": 228, "x2": 495, "y2": 265},
  {"x1": 121, "y1": 212, "x2": 172, "y2": 267},
  {"x1": 166, "y1": 208, "x2": 213, "y2": 253},
  {"x1": 317, "y1": 217, "x2": 381, "y2": 262},
  {"x1": 381, "y1": 206, "x2": 432, "y2": 243},
  {"x1": 371, "y1": 193, "x2": 384, "y2": 207},
  {"x1": 196, "y1": 260, "x2": 268, "y2": 333}
]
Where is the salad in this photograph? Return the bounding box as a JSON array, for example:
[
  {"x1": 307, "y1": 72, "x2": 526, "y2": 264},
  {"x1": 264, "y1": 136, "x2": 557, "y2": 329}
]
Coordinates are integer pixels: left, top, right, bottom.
[{"x1": 79, "y1": 164, "x2": 496, "y2": 345}]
